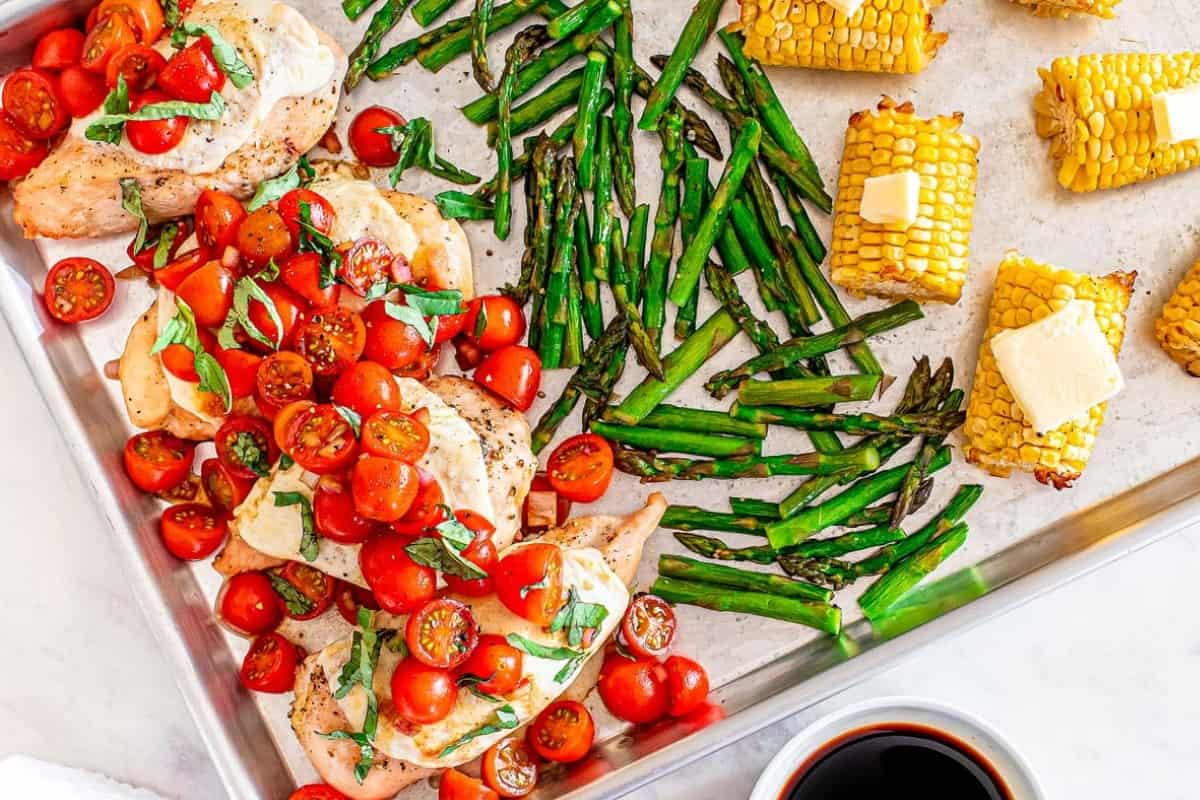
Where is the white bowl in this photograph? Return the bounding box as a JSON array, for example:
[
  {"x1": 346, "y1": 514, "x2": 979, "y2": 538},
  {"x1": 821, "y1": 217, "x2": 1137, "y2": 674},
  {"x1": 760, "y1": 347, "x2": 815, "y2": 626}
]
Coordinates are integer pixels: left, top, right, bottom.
[{"x1": 748, "y1": 696, "x2": 1044, "y2": 800}]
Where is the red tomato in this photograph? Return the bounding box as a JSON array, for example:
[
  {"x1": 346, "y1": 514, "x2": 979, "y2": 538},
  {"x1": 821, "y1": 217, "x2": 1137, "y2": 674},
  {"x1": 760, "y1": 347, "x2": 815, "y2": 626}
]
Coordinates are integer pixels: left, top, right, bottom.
[
  {"x1": 214, "y1": 345, "x2": 262, "y2": 399},
  {"x1": 528, "y1": 701, "x2": 594, "y2": 763},
  {"x1": 352, "y1": 456, "x2": 419, "y2": 522},
  {"x1": 295, "y1": 307, "x2": 366, "y2": 376},
  {"x1": 390, "y1": 468, "x2": 445, "y2": 536},
  {"x1": 348, "y1": 105, "x2": 404, "y2": 167},
  {"x1": 161, "y1": 326, "x2": 216, "y2": 382},
  {"x1": 289, "y1": 784, "x2": 349, "y2": 800},
  {"x1": 277, "y1": 402, "x2": 359, "y2": 475},
  {"x1": 123, "y1": 430, "x2": 194, "y2": 492},
  {"x1": 360, "y1": 410, "x2": 428, "y2": 462},
  {"x1": 442, "y1": 511, "x2": 498, "y2": 597},
  {"x1": 598, "y1": 655, "x2": 669, "y2": 724},
  {"x1": 405, "y1": 598, "x2": 478, "y2": 670},
  {"x1": 272, "y1": 561, "x2": 336, "y2": 621},
  {"x1": 240, "y1": 632, "x2": 299, "y2": 694},
  {"x1": 57, "y1": 65, "x2": 108, "y2": 116},
  {"x1": 218, "y1": 572, "x2": 283, "y2": 636},
  {"x1": 43, "y1": 256, "x2": 114, "y2": 323},
  {"x1": 200, "y1": 457, "x2": 255, "y2": 512},
  {"x1": 361, "y1": 300, "x2": 436, "y2": 378},
  {"x1": 337, "y1": 237, "x2": 395, "y2": 297},
  {"x1": 663, "y1": 655, "x2": 709, "y2": 717},
  {"x1": 128, "y1": 217, "x2": 191, "y2": 272},
  {"x1": 620, "y1": 594, "x2": 677, "y2": 660},
  {"x1": 547, "y1": 434, "x2": 614, "y2": 503},
  {"x1": 237, "y1": 205, "x2": 295, "y2": 268},
  {"x1": 474, "y1": 346, "x2": 540, "y2": 412},
  {"x1": 175, "y1": 259, "x2": 234, "y2": 327},
  {"x1": 334, "y1": 581, "x2": 380, "y2": 625},
  {"x1": 125, "y1": 89, "x2": 187, "y2": 154},
  {"x1": 332, "y1": 361, "x2": 402, "y2": 420},
  {"x1": 465, "y1": 295, "x2": 526, "y2": 352},
  {"x1": 195, "y1": 189, "x2": 247, "y2": 256},
  {"x1": 359, "y1": 533, "x2": 436, "y2": 614},
  {"x1": 439, "y1": 769, "x2": 497, "y2": 800},
  {"x1": 80, "y1": 11, "x2": 135, "y2": 74},
  {"x1": 244, "y1": 281, "x2": 304, "y2": 351},
  {"x1": 523, "y1": 473, "x2": 571, "y2": 533},
  {"x1": 160, "y1": 503, "x2": 227, "y2": 560},
  {"x1": 214, "y1": 415, "x2": 277, "y2": 480},
  {"x1": 280, "y1": 252, "x2": 339, "y2": 309},
  {"x1": 456, "y1": 634, "x2": 522, "y2": 697},
  {"x1": 95, "y1": 0, "x2": 165, "y2": 44},
  {"x1": 391, "y1": 657, "x2": 457, "y2": 725},
  {"x1": 33, "y1": 28, "x2": 85, "y2": 70},
  {"x1": 2, "y1": 68, "x2": 69, "y2": 139},
  {"x1": 153, "y1": 247, "x2": 204, "y2": 291},
  {"x1": 105, "y1": 43, "x2": 164, "y2": 90},
  {"x1": 157, "y1": 36, "x2": 224, "y2": 103},
  {"x1": 278, "y1": 188, "x2": 335, "y2": 246},
  {"x1": 0, "y1": 112, "x2": 48, "y2": 179},
  {"x1": 493, "y1": 543, "x2": 564, "y2": 626},
  {"x1": 256, "y1": 351, "x2": 314, "y2": 417},
  {"x1": 483, "y1": 737, "x2": 538, "y2": 798},
  {"x1": 313, "y1": 474, "x2": 380, "y2": 545},
  {"x1": 453, "y1": 335, "x2": 485, "y2": 371}
]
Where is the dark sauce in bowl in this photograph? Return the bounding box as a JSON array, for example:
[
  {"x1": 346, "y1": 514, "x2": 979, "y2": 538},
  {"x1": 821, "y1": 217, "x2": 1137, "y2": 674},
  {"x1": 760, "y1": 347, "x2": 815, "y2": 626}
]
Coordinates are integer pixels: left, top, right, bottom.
[{"x1": 780, "y1": 722, "x2": 1011, "y2": 800}]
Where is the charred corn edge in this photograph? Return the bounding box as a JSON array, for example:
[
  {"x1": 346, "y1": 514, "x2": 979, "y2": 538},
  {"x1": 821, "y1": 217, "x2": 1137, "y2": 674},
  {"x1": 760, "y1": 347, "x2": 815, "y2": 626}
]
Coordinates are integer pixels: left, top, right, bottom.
[
  {"x1": 1156, "y1": 258, "x2": 1200, "y2": 376},
  {"x1": 1010, "y1": 0, "x2": 1120, "y2": 19}
]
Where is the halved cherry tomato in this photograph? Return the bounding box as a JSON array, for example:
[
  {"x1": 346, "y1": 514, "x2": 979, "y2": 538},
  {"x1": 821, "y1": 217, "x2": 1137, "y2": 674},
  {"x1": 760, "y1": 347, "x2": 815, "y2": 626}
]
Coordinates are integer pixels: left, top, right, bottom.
[
  {"x1": 218, "y1": 571, "x2": 283, "y2": 636},
  {"x1": 289, "y1": 784, "x2": 349, "y2": 800},
  {"x1": 126, "y1": 88, "x2": 187, "y2": 154},
  {"x1": 157, "y1": 36, "x2": 223, "y2": 103},
  {"x1": 240, "y1": 631, "x2": 299, "y2": 694},
  {"x1": 360, "y1": 410, "x2": 429, "y2": 462},
  {"x1": 161, "y1": 326, "x2": 216, "y2": 382},
  {"x1": 278, "y1": 402, "x2": 358, "y2": 475},
  {"x1": 483, "y1": 737, "x2": 538, "y2": 798},
  {"x1": 278, "y1": 188, "x2": 335, "y2": 246},
  {"x1": 443, "y1": 510, "x2": 497, "y2": 597},
  {"x1": 237, "y1": 205, "x2": 295, "y2": 268},
  {"x1": 160, "y1": 502, "x2": 227, "y2": 560},
  {"x1": 295, "y1": 307, "x2": 366, "y2": 376},
  {"x1": 313, "y1": 474, "x2": 380, "y2": 545},
  {"x1": 153, "y1": 248, "x2": 204, "y2": 291},
  {"x1": 214, "y1": 344, "x2": 262, "y2": 399},
  {"x1": 359, "y1": 533, "x2": 436, "y2": 614},
  {"x1": 362, "y1": 300, "x2": 436, "y2": 378},
  {"x1": 465, "y1": 295, "x2": 526, "y2": 352},
  {"x1": 547, "y1": 434, "x2": 613, "y2": 503},
  {"x1": 405, "y1": 598, "x2": 478, "y2": 670},
  {"x1": 2, "y1": 68, "x2": 69, "y2": 139},
  {"x1": 280, "y1": 252, "x2": 339, "y2": 309},
  {"x1": 391, "y1": 468, "x2": 445, "y2": 535},
  {"x1": 128, "y1": 218, "x2": 191, "y2": 271},
  {"x1": 215, "y1": 415, "x2": 277, "y2": 480},
  {"x1": 456, "y1": 634, "x2": 522, "y2": 697},
  {"x1": 523, "y1": 473, "x2": 571, "y2": 533},
  {"x1": 429, "y1": 289, "x2": 466, "y2": 344},
  {"x1": 528, "y1": 700, "x2": 594, "y2": 764},
  {"x1": 494, "y1": 542, "x2": 563, "y2": 626},
  {"x1": 57, "y1": 65, "x2": 108, "y2": 116},
  {"x1": 272, "y1": 561, "x2": 336, "y2": 621},
  {"x1": 256, "y1": 351, "x2": 314, "y2": 418},
  {"x1": 663, "y1": 655, "x2": 709, "y2": 718},
  {"x1": 33, "y1": 28, "x2": 85, "y2": 70},
  {"x1": 598, "y1": 655, "x2": 669, "y2": 724},
  {"x1": 80, "y1": 11, "x2": 136, "y2": 74},
  {"x1": 43, "y1": 256, "x2": 114, "y2": 323},
  {"x1": 332, "y1": 361, "x2": 402, "y2": 421},
  {"x1": 201, "y1": 457, "x2": 256, "y2": 512},
  {"x1": 0, "y1": 112, "x2": 48, "y2": 180},
  {"x1": 175, "y1": 259, "x2": 234, "y2": 328},
  {"x1": 337, "y1": 237, "x2": 394, "y2": 296},
  {"x1": 96, "y1": 0, "x2": 165, "y2": 44},
  {"x1": 352, "y1": 456, "x2": 419, "y2": 522},
  {"x1": 195, "y1": 189, "x2": 247, "y2": 256},
  {"x1": 391, "y1": 657, "x2": 457, "y2": 725},
  {"x1": 439, "y1": 769, "x2": 497, "y2": 800},
  {"x1": 244, "y1": 281, "x2": 304, "y2": 352},
  {"x1": 123, "y1": 430, "x2": 194, "y2": 492},
  {"x1": 335, "y1": 581, "x2": 379, "y2": 625},
  {"x1": 474, "y1": 345, "x2": 540, "y2": 412},
  {"x1": 621, "y1": 593, "x2": 677, "y2": 660},
  {"x1": 105, "y1": 43, "x2": 164, "y2": 90},
  {"x1": 348, "y1": 105, "x2": 404, "y2": 167}
]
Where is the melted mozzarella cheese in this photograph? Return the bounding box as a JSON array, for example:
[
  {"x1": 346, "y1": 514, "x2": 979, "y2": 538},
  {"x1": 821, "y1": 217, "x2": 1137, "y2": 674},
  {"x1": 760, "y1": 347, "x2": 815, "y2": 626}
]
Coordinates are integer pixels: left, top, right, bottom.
[
  {"x1": 155, "y1": 288, "x2": 225, "y2": 425},
  {"x1": 308, "y1": 176, "x2": 421, "y2": 262},
  {"x1": 320, "y1": 544, "x2": 629, "y2": 768}
]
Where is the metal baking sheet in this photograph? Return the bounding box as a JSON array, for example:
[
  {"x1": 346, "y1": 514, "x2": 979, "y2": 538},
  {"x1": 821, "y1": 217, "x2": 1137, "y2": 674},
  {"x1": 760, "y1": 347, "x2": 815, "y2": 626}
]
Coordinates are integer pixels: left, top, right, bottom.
[{"x1": 3, "y1": 0, "x2": 1200, "y2": 797}]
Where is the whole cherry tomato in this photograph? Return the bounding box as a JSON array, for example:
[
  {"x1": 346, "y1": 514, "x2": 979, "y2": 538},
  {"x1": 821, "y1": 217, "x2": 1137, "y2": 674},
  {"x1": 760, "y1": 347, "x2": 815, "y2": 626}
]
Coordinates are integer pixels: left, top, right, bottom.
[
  {"x1": 313, "y1": 474, "x2": 380, "y2": 545},
  {"x1": 43, "y1": 256, "x2": 114, "y2": 323},
  {"x1": 237, "y1": 205, "x2": 295, "y2": 268},
  {"x1": 352, "y1": 456, "x2": 419, "y2": 522},
  {"x1": 2, "y1": 68, "x2": 69, "y2": 139},
  {"x1": 474, "y1": 345, "x2": 540, "y2": 412},
  {"x1": 176, "y1": 259, "x2": 235, "y2": 327},
  {"x1": 278, "y1": 188, "x2": 335, "y2": 246},
  {"x1": 359, "y1": 533, "x2": 436, "y2": 614},
  {"x1": 239, "y1": 632, "x2": 299, "y2": 694},
  {"x1": 405, "y1": 598, "x2": 478, "y2": 670},
  {"x1": 57, "y1": 65, "x2": 108, "y2": 116},
  {"x1": 547, "y1": 434, "x2": 614, "y2": 503},
  {"x1": 663, "y1": 655, "x2": 710, "y2": 718},
  {"x1": 493, "y1": 542, "x2": 563, "y2": 626},
  {"x1": 218, "y1": 571, "x2": 283, "y2": 636},
  {"x1": 332, "y1": 361, "x2": 402, "y2": 421},
  {"x1": 123, "y1": 430, "x2": 194, "y2": 493},
  {"x1": 201, "y1": 457, "x2": 256, "y2": 512},
  {"x1": 439, "y1": 769, "x2": 497, "y2": 800},
  {"x1": 195, "y1": 189, "x2": 247, "y2": 256},
  {"x1": 280, "y1": 252, "x2": 339, "y2": 309},
  {"x1": 465, "y1": 295, "x2": 526, "y2": 352},
  {"x1": 295, "y1": 307, "x2": 366, "y2": 376},
  {"x1": 125, "y1": 89, "x2": 188, "y2": 155},
  {"x1": 482, "y1": 737, "x2": 538, "y2": 798},
  {"x1": 348, "y1": 105, "x2": 405, "y2": 167},
  {"x1": 620, "y1": 593, "x2": 677, "y2": 660},
  {"x1": 289, "y1": 785, "x2": 349, "y2": 800},
  {"x1": 362, "y1": 300, "x2": 437, "y2": 378},
  {"x1": 390, "y1": 657, "x2": 457, "y2": 725},
  {"x1": 597, "y1": 655, "x2": 669, "y2": 724},
  {"x1": 160, "y1": 503, "x2": 227, "y2": 560},
  {"x1": 157, "y1": 36, "x2": 224, "y2": 103},
  {"x1": 527, "y1": 701, "x2": 594, "y2": 764},
  {"x1": 271, "y1": 561, "x2": 336, "y2": 621},
  {"x1": 456, "y1": 634, "x2": 522, "y2": 697},
  {"x1": 33, "y1": 28, "x2": 85, "y2": 70},
  {"x1": 442, "y1": 511, "x2": 498, "y2": 597}
]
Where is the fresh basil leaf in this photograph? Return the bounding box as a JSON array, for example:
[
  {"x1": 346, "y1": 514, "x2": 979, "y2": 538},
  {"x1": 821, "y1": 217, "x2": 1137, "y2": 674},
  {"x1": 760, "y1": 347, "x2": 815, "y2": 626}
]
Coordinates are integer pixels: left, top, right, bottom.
[
  {"x1": 435, "y1": 190, "x2": 495, "y2": 221},
  {"x1": 175, "y1": 23, "x2": 254, "y2": 88},
  {"x1": 473, "y1": 298, "x2": 488, "y2": 340},
  {"x1": 554, "y1": 655, "x2": 586, "y2": 683},
  {"x1": 152, "y1": 222, "x2": 180, "y2": 269},
  {"x1": 437, "y1": 705, "x2": 519, "y2": 758},
  {"x1": 279, "y1": 453, "x2": 295, "y2": 471},
  {"x1": 163, "y1": 0, "x2": 182, "y2": 29},
  {"x1": 247, "y1": 163, "x2": 300, "y2": 211},
  {"x1": 335, "y1": 609, "x2": 383, "y2": 744},
  {"x1": 86, "y1": 92, "x2": 225, "y2": 142},
  {"x1": 150, "y1": 298, "x2": 231, "y2": 411},
  {"x1": 401, "y1": 285, "x2": 465, "y2": 317},
  {"x1": 257, "y1": 258, "x2": 280, "y2": 282},
  {"x1": 231, "y1": 431, "x2": 271, "y2": 478},
  {"x1": 193, "y1": 352, "x2": 232, "y2": 411},
  {"x1": 218, "y1": 277, "x2": 283, "y2": 351},
  {"x1": 405, "y1": 537, "x2": 487, "y2": 580},
  {"x1": 273, "y1": 491, "x2": 319, "y2": 562},
  {"x1": 318, "y1": 730, "x2": 375, "y2": 784},
  {"x1": 334, "y1": 404, "x2": 362, "y2": 438},
  {"x1": 86, "y1": 75, "x2": 129, "y2": 144},
  {"x1": 435, "y1": 515, "x2": 476, "y2": 550},
  {"x1": 267, "y1": 571, "x2": 316, "y2": 616},
  {"x1": 549, "y1": 588, "x2": 608, "y2": 648},
  {"x1": 519, "y1": 574, "x2": 550, "y2": 600},
  {"x1": 120, "y1": 178, "x2": 149, "y2": 254},
  {"x1": 505, "y1": 633, "x2": 583, "y2": 662},
  {"x1": 297, "y1": 200, "x2": 341, "y2": 288},
  {"x1": 384, "y1": 630, "x2": 408, "y2": 655},
  {"x1": 383, "y1": 301, "x2": 435, "y2": 348},
  {"x1": 457, "y1": 673, "x2": 503, "y2": 703},
  {"x1": 297, "y1": 155, "x2": 316, "y2": 184}
]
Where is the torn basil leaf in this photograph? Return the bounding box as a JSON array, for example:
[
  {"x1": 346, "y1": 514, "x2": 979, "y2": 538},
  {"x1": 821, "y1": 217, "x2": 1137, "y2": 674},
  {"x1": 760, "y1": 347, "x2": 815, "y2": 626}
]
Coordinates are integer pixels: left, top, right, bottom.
[
  {"x1": 217, "y1": 276, "x2": 284, "y2": 352},
  {"x1": 399, "y1": 285, "x2": 465, "y2": 317},
  {"x1": 383, "y1": 301, "x2": 436, "y2": 348},
  {"x1": 247, "y1": 163, "x2": 301, "y2": 212},
  {"x1": 150, "y1": 297, "x2": 232, "y2": 411},
  {"x1": 267, "y1": 571, "x2": 316, "y2": 617},
  {"x1": 85, "y1": 75, "x2": 130, "y2": 144},
  {"x1": 297, "y1": 200, "x2": 341, "y2": 288},
  {"x1": 273, "y1": 491, "x2": 319, "y2": 562},
  {"x1": 318, "y1": 730, "x2": 375, "y2": 784},
  {"x1": 405, "y1": 536, "x2": 487, "y2": 580},
  {"x1": 334, "y1": 404, "x2": 362, "y2": 438},
  {"x1": 152, "y1": 222, "x2": 181, "y2": 269},
  {"x1": 549, "y1": 588, "x2": 608, "y2": 648},
  {"x1": 231, "y1": 431, "x2": 271, "y2": 478},
  {"x1": 437, "y1": 705, "x2": 519, "y2": 758},
  {"x1": 120, "y1": 178, "x2": 149, "y2": 254},
  {"x1": 86, "y1": 91, "x2": 225, "y2": 143},
  {"x1": 173, "y1": 23, "x2": 254, "y2": 88}
]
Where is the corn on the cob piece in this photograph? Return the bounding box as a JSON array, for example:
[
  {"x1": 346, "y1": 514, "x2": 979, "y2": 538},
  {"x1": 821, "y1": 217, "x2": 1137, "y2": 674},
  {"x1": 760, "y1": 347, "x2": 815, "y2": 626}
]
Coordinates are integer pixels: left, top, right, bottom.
[
  {"x1": 1034, "y1": 52, "x2": 1200, "y2": 192},
  {"x1": 1010, "y1": 0, "x2": 1120, "y2": 19},
  {"x1": 1156, "y1": 259, "x2": 1200, "y2": 376},
  {"x1": 964, "y1": 252, "x2": 1136, "y2": 489},
  {"x1": 733, "y1": 0, "x2": 948, "y2": 74},
  {"x1": 829, "y1": 97, "x2": 979, "y2": 305}
]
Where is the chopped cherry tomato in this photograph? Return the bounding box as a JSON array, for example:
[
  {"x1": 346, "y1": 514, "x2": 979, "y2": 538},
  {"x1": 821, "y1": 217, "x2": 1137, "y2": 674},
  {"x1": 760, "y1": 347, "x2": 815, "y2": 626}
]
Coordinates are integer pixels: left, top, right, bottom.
[
  {"x1": 465, "y1": 295, "x2": 526, "y2": 352},
  {"x1": 474, "y1": 345, "x2": 540, "y2": 412},
  {"x1": 123, "y1": 430, "x2": 194, "y2": 492},
  {"x1": 218, "y1": 571, "x2": 283, "y2": 636},
  {"x1": 214, "y1": 344, "x2": 262, "y2": 399},
  {"x1": 278, "y1": 188, "x2": 335, "y2": 246},
  {"x1": 440, "y1": 770, "x2": 497, "y2": 800},
  {"x1": 453, "y1": 335, "x2": 485, "y2": 371},
  {"x1": 153, "y1": 247, "x2": 204, "y2": 291},
  {"x1": 43, "y1": 256, "x2": 114, "y2": 323},
  {"x1": 392, "y1": 657, "x2": 457, "y2": 725},
  {"x1": 244, "y1": 281, "x2": 304, "y2": 352},
  {"x1": 523, "y1": 473, "x2": 570, "y2": 533},
  {"x1": 201, "y1": 457, "x2": 255, "y2": 512},
  {"x1": 256, "y1": 351, "x2": 314, "y2": 418},
  {"x1": 313, "y1": 474, "x2": 380, "y2": 545},
  {"x1": 332, "y1": 361, "x2": 402, "y2": 421},
  {"x1": 195, "y1": 189, "x2": 247, "y2": 256},
  {"x1": 337, "y1": 237, "x2": 394, "y2": 296},
  {"x1": 80, "y1": 11, "x2": 136, "y2": 74},
  {"x1": 272, "y1": 561, "x2": 336, "y2": 621},
  {"x1": 359, "y1": 533, "x2": 436, "y2": 614},
  {"x1": 547, "y1": 434, "x2": 613, "y2": 503},
  {"x1": 96, "y1": 0, "x2": 165, "y2": 44},
  {"x1": 352, "y1": 456, "x2": 419, "y2": 522},
  {"x1": 175, "y1": 259, "x2": 234, "y2": 327},
  {"x1": 57, "y1": 65, "x2": 108, "y2": 116},
  {"x1": 483, "y1": 737, "x2": 538, "y2": 798},
  {"x1": 663, "y1": 655, "x2": 709, "y2": 717},
  {"x1": 528, "y1": 701, "x2": 594, "y2": 764},
  {"x1": 335, "y1": 581, "x2": 380, "y2": 625},
  {"x1": 277, "y1": 402, "x2": 359, "y2": 475},
  {"x1": 443, "y1": 510, "x2": 497, "y2": 597},
  {"x1": 280, "y1": 252, "x2": 339, "y2": 309},
  {"x1": 598, "y1": 654, "x2": 669, "y2": 724},
  {"x1": 360, "y1": 410, "x2": 429, "y2": 462},
  {"x1": 105, "y1": 43, "x2": 164, "y2": 90},
  {"x1": 405, "y1": 598, "x2": 478, "y2": 670},
  {"x1": 348, "y1": 105, "x2": 405, "y2": 167},
  {"x1": 237, "y1": 205, "x2": 295, "y2": 268},
  {"x1": 494, "y1": 542, "x2": 563, "y2": 626},
  {"x1": 160, "y1": 502, "x2": 227, "y2": 560},
  {"x1": 215, "y1": 415, "x2": 277, "y2": 480},
  {"x1": 161, "y1": 326, "x2": 216, "y2": 382},
  {"x1": 296, "y1": 307, "x2": 366, "y2": 376},
  {"x1": 125, "y1": 89, "x2": 187, "y2": 154},
  {"x1": 456, "y1": 634, "x2": 522, "y2": 697},
  {"x1": 157, "y1": 36, "x2": 224, "y2": 103},
  {"x1": 2, "y1": 68, "x2": 69, "y2": 139},
  {"x1": 128, "y1": 217, "x2": 191, "y2": 272},
  {"x1": 0, "y1": 112, "x2": 48, "y2": 179},
  {"x1": 289, "y1": 784, "x2": 349, "y2": 800},
  {"x1": 621, "y1": 593, "x2": 677, "y2": 660},
  {"x1": 240, "y1": 632, "x2": 299, "y2": 694},
  {"x1": 432, "y1": 303, "x2": 467, "y2": 344},
  {"x1": 362, "y1": 300, "x2": 436, "y2": 378},
  {"x1": 33, "y1": 28, "x2": 85, "y2": 70},
  {"x1": 391, "y1": 468, "x2": 445, "y2": 535}
]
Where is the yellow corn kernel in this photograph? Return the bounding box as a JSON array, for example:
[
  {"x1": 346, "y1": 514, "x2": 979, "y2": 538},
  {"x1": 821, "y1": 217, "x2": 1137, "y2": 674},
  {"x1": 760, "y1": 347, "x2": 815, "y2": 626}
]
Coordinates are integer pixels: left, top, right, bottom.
[
  {"x1": 1010, "y1": 0, "x2": 1120, "y2": 18},
  {"x1": 964, "y1": 252, "x2": 1136, "y2": 489},
  {"x1": 1155, "y1": 258, "x2": 1200, "y2": 376}
]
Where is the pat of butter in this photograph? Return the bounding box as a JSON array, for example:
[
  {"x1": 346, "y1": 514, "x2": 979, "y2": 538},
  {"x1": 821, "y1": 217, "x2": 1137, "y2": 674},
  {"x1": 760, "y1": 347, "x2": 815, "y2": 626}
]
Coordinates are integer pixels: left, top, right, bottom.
[
  {"x1": 823, "y1": 0, "x2": 865, "y2": 16},
  {"x1": 1152, "y1": 85, "x2": 1200, "y2": 146},
  {"x1": 990, "y1": 300, "x2": 1124, "y2": 433},
  {"x1": 859, "y1": 171, "x2": 920, "y2": 227}
]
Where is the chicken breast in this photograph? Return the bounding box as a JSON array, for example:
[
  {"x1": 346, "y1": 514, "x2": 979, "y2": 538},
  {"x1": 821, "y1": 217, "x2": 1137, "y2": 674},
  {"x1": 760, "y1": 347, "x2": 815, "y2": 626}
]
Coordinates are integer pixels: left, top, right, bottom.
[{"x1": 289, "y1": 495, "x2": 668, "y2": 800}]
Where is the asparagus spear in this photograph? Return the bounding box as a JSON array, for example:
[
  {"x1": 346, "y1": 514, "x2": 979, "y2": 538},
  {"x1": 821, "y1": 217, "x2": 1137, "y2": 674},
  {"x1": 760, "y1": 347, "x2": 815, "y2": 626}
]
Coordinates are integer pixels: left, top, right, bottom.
[
  {"x1": 859, "y1": 523, "x2": 969, "y2": 620},
  {"x1": 477, "y1": 112, "x2": 575, "y2": 200},
  {"x1": 538, "y1": 156, "x2": 581, "y2": 368},
  {"x1": 730, "y1": 195, "x2": 783, "y2": 311},
  {"x1": 592, "y1": 115, "x2": 615, "y2": 285},
  {"x1": 661, "y1": 505, "x2": 768, "y2": 534},
  {"x1": 786, "y1": 525, "x2": 905, "y2": 559},
  {"x1": 614, "y1": 446, "x2": 880, "y2": 482},
  {"x1": 675, "y1": 156, "x2": 709, "y2": 339},
  {"x1": 843, "y1": 479, "x2": 934, "y2": 528},
  {"x1": 546, "y1": 0, "x2": 609, "y2": 38},
  {"x1": 564, "y1": 264, "x2": 585, "y2": 367},
  {"x1": 344, "y1": 0, "x2": 380, "y2": 22},
  {"x1": 704, "y1": 259, "x2": 782, "y2": 362},
  {"x1": 487, "y1": 68, "x2": 583, "y2": 144},
  {"x1": 730, "y1": 403, "x2": 966, "y2": 437},
  {"x1": 659, "y1": 555, "x2": 833, "y2": 603},
  {"x1": 651, "y1": 576, "x2": 841, "y2": 635},
  {"x1": 412, "y1": 0, "x2": 456, "y2": 25},
  {"x1": 624, "y1": 203, "x2": 650, "y2": 306},
  {"x1": 591, "y1": 421, "x2": 762, "y2": 459},
  {"x1": 776, "y1": 554, "x2": 858, "y2": 589},
  {"x1": 607, "y1": 221, "x2": 666, "y2": 380},
  {"x1": 494, "y1": 26, "x2": 549, "y2": 241},
  {"x1": 639, "y1": 0, "x2": 726, "y2": 130},
  {"x1": 634, "y1": 404, "x2": 766, "y2": 439},
  {"x1": 890, "y1": 389, "x2": 965, "y2": 528},
  {"x1": 573, "y1": 211, "x2": 602, "y2": 339},
  {"x1": 777, "y1": 175, "x2": 826, "y2": 264},
  {"x1": 727, "y1": 497, "x2": 780, "y2": 519},
  {"x1": 675, "y1": 532, "x2": 776, "y2": 565},
  {"x1": 744, "y1": 163, "x2": 820, "y2": 334},
  {"x1": 525, "y1": 138, "x2": 557, "y2": 349},
  {"x1": 856, "y1": 484, "x2": 983, "y2": 576},
  {"x1": 612, "y1": 0, "x2": 637, "y2": 215},
  {"x1": 582, "y1": 318, "x2": 629, "y2": 429},
  {"x1": 574, "y1": 51, "x2": 608, "y2": 190},
  {"x1": 470, "y1": 0, "x2": 496, "y2": 91},
  {"x1": 414, "y1": 0, "x2": 567, "y2": 72},
  {"x1": 643, "y1": 111, "x2": 685, "y2": 349},
  {"x1": 345, "y1": 0, "x2": 416, "y2": 91},
  {"x1": 369, "y1": 18, "x2": 469, "y2": 76},
  {"x1": 502, "y1": 137, "x2": 545, "y2": 302},
  {"x1": 736, "y1": 375, "x2": 881, "y2": 409}
]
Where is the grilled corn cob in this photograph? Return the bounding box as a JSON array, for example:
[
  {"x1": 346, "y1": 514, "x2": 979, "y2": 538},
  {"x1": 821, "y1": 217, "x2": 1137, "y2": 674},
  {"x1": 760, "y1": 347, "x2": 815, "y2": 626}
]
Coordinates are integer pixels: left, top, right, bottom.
[
  {"x1": 1156, "y1": 259, "x2": 1200, "y2": 376},
  {"x1": 733, "y1": 0, "x2": 949, "y2": 74},
  {"x1": 1034, "y1": 52, "x2": 1200, "y2": 192},
  {"x1": 829, "y1": 97, "x2": 979, "y2": 305},
  {"x1": 1010, "y1": 0, "x2": 1120, "y2": 18},
  {"x1": 964, "y1": 252, "x2": 1136, "y2": 489}
]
